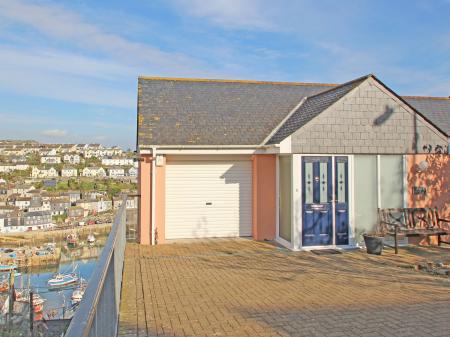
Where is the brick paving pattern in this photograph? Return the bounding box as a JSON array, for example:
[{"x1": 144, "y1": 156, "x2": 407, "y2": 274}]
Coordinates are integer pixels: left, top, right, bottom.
[{"x1": 118, "y1": 239, "x2": 450, "y2": 337}]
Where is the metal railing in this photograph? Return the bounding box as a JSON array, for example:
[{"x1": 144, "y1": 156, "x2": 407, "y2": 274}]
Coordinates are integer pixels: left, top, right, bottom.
[{"x1": 64, "y1": 197, "x2": 127, "y2": 337}]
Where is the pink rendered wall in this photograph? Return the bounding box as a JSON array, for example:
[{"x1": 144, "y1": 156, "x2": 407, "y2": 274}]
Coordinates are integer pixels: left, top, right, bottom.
[
  {"x1": 138, "y1": 155, "x2": 152, "y2": 245},
  {"x1": 252, "y1": 154, "x2": 277, "y2": 241},
  {"x1": 407, "y1": 154, "x2": 450, "y2": 244},
  {"x1": 155, "y1": 157, "x2": 166, "y2": 244}
]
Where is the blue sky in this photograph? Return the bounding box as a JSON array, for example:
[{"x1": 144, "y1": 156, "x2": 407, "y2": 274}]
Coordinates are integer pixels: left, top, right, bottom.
[{"x1": 0, "y1": 0, "x2": 449, "y2": 149}]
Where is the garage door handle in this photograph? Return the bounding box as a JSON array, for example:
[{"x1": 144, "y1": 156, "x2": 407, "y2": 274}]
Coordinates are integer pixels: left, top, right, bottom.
[{"x1": 206, "y1": 202, "x2": 212, "y2": 205}]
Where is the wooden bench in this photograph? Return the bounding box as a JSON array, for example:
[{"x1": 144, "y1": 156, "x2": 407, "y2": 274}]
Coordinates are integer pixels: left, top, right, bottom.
[{"x1": 378, "y1": 208, "x2": 450, "y2": 254}]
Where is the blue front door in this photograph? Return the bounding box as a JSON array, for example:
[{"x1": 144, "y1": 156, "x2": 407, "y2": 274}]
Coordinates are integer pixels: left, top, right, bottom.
[
  {"x1": 302, "y1": 156, "x2": 349, "y2": 246},
  {"x1": 302, "y1": 157, "x2": 333, "y2": 246}
]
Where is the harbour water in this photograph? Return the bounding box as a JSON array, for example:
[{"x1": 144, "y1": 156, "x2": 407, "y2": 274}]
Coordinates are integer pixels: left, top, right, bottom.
[
  {"x1": 15, "y1": 257, "x2": 99, "y2": 320},
  {"x1": 0, "y1": 235, "x2": 107, "y2": 335}
]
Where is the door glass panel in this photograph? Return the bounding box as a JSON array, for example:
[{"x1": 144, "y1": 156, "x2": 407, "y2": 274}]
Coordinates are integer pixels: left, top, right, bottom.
[
  {"x1": 319, "y1": 162, "x2": 328, "y2": 203},
  {"x1": 305, "y1": 162, "x2": 313, "y2": 204},
  {"x1": 336, "y1": 162, "x2": 346, "y2": 203}
]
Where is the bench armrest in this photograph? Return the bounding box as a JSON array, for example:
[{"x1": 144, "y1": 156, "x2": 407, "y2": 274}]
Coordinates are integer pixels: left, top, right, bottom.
[{"x1": 379, "y1": 221, "x2": 402, "y2": 227}]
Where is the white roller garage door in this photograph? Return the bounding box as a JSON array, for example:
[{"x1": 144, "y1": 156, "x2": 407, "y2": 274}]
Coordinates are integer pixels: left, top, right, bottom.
[{"x1": 165, "y1": 160, "x2": 252, "y2": 239}]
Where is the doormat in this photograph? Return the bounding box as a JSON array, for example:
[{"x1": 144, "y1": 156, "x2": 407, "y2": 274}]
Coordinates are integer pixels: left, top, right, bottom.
[{"x1": 310, "y1": 249, "x2": 342, "y2": 255}]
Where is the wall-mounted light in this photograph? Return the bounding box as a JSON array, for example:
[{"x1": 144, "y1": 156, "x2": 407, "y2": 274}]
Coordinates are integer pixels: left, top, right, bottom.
[{"x1": 417, "y1": 160, "x2": 429, "y2": 172}]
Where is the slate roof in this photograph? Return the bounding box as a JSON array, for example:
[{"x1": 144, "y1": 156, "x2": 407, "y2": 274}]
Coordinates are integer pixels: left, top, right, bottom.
[
  {"x1": 137, "y1": 75, "x2": 449, "y2": 147},
  {"x1": 267, "y1": 75, "x2": 370, "y2": 144},
  {"x1": 402, "y1": 97, "x2": 450, "y2": 136},
  {"x1": 137, "y1": 78, "x2": 334, "y2": 146}
]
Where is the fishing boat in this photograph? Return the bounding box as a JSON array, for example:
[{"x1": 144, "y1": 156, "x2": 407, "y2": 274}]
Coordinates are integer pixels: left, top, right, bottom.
[
  {"x1": 71, "y1": 278, "x2": 86, "y2": 305},
  {"x1": 48, "y1": 273, "x2": 79, "y2": 288},
  {"x1": 0, "y1": 263, "x2": 17, "y2": 272},
  {"x1": 48, "y1": 263, "x2": 79, "y2": 289},
  {"x1": 0, "y1": 279, "x2": 8, "y2": 293},
  {"x1": 34, "y1": 303, "x2": 44, "y2": 313},
  {"x1": 66, "y1": 233, "x2": 79, "y2": 248},
  {"x1": 87, "y1": 233, "x2": 96, "y2": 245},
  {"x1": 71, "y1": 287, "x2": 85, "y2": 305}
]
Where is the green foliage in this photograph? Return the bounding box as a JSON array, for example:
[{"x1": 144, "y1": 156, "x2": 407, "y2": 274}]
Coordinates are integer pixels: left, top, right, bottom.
[
  {"x1": 27, "y1": 153, "x2": 41, "y2": 165},
  {"x1": 52, "y1": 213, "x2": 67, "y2": 223},
  {"x1": 0, "y1": 168, "x2": 32, "y2": 183}
]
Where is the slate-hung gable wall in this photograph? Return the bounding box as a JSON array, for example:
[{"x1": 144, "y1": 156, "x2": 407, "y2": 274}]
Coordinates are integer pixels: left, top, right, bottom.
[{"x1": 290, "y1": 79, "x2": 447, "y2": 154}]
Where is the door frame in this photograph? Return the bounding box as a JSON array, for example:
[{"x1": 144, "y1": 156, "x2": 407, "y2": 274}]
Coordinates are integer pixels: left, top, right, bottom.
[{"x1": 294, "y1": 154, "x2": 356, "y2": 250}]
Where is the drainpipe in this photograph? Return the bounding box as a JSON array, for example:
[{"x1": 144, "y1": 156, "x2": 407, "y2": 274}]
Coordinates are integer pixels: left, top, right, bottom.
[{"x1": 151, "y1": 147, "x2": 156, "y2": 245}]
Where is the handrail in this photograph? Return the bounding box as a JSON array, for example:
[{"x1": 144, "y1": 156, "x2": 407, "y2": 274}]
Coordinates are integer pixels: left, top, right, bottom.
[{"x1": 64, "y1": 196, "x2": 127, "y2": 337}]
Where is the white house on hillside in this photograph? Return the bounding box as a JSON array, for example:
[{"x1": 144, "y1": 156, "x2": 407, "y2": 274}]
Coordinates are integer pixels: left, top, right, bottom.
[
  {"x1": 82, "y1": 167, "x2": 106, "y2": 178},
  {"x1": 63, "y1": 154, "x2": 81, "y2": 164},
  {"x1": 101, "y1": 157, "x2": 134, "y2": 166},
  {"x1": 31, "y1": 167, "x2": 59, "y2": 178},
  {"x1": 107, "y1": 167, "x2": 125, "y2": 179},
  {"x1": 61, "y1": 167, "x2": 78, "y2": 177},
  {"x1": 41, "y1": 156, "x2": 61, "y2": 164}
]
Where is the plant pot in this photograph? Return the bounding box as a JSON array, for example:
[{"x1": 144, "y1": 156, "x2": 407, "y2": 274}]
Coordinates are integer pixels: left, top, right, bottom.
[{"x1": 363, "y1": 234, "x2": 384, "y2": 255}]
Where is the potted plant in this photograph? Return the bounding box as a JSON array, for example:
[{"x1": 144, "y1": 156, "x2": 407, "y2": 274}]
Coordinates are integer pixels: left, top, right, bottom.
[{"x1": 362, "y1": 231, "x2": 384, "y2": 255}]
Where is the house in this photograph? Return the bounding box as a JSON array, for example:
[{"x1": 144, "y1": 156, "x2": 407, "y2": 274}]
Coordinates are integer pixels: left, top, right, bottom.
[
  {"x1": 14, "y1": 197, "x2": 31, "y2": 210},
  {"x1": 83, "y1": 144, "x2": 104, "y2": 158},
  {"x1": 10, "y1": 184, "x2": 35, "y2": 195},
  {"x1": 82, "y1": 167, "x2": 106, "y2": 178},
  {"x1": 101, "y1": 157, "x2": 134, "y2": 166},
  {"x1": 0, "y1": 210, "x2": 54, "y2": 232},
  {"x1": 22, "y1": 211, "x2": 54, "y2": 231},
  {"x1": 0, "y1": 205, "x2": 19, "y2": 215},
  {"x1": 136, "y1": 75, "x2": 449, "y2": 247},
  {"x1": 107, "y1": 167, "x2": 125, "y2": 179},
  {"x1": 68, "y1": 206, "x2": 85, "y2": 219},
  {"x1": 0, "y1": 164, "x2": 29, "y2": 173},
  {"x1": 43, "y1": 148, "x2": 58, "y2": 156},
  {"x1": 63, "y1": 154, "x2": 81, "y2": 164},
  {"x1": 31, "y1": 167, "x2": 59, "y2": 178},
  {"x1": 61, "y1": 167, "x2": 78, "y2": 177},
  {"x1": 64, "y1": 190, "x2": 82, "y2": 204},
  {"x1": 128, "y1": 167, "x2": 138, "y2": 177},
  {"x1": 50, "y1": 197, "x2": 70, "y2": 216},
  {"x1": 40, "y1": 156, "x2": 61, "y2": 164}
]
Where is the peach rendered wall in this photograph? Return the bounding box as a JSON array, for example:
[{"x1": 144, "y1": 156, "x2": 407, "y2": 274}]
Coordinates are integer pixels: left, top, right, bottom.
[
  {"x1": 252, "y1": 154, "x2": 276, "y2": 241},
  {"x1": 407, "y1": 154, "x2": 450, "y2": 244},
  {"x1": 155, "y1": 158, "x2": 166, "y2": 244},
  {"x1": 138, "y1": 155, "x2": 152, "y2": 245}
]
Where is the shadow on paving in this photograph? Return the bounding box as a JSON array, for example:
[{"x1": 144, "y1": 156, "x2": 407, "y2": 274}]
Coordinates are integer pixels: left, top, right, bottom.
[{"x1": 118, "y1": 241, "x2": 450, "y2": 337}]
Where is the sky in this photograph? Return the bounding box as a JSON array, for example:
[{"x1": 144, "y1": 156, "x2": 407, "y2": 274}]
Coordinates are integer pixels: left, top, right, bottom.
[{"x1": 0, "y1": 0, "x2": 449, "y2": 149}]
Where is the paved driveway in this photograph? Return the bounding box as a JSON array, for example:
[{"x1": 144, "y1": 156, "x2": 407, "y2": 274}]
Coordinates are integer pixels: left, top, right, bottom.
[{"x1": 118, "y1": 239, "x2": 450, "y2": 337}]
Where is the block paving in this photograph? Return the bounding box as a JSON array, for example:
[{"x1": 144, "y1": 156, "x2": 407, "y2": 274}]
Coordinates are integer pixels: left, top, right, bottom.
[{"x1": 118, "y1": 239, "x2": 450, "y2": 337}]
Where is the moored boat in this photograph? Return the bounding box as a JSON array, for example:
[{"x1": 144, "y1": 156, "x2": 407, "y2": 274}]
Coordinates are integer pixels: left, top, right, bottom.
[
  {"x1": 0, "y1": 264, "x2": 18, "y2": 272},
  {"x1": 66, "y1": 233, "x2": 79, "y2": 248},
  {"x1": 0, "y1": 280, "x2": 9, "y2": 293},
  {"x1": 48, "y1": 273, "x2": 79, "y2": 288},
  {"x1": 87, "y1": 233, "x2": 96, "y2": 245},
  {"x1": 71, "y1": 287, "x2": 85, "y2": 305}
]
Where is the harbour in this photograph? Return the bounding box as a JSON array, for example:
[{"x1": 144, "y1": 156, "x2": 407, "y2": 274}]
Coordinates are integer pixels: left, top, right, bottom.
[{"x1": 0, "y1": 235, "x2": 107, "y2": 336}]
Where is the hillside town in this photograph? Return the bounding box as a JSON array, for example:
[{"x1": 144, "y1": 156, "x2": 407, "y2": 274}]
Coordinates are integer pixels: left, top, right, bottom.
[{"x1": 0, "y1": 140, "x2": 138, "y2": 233}]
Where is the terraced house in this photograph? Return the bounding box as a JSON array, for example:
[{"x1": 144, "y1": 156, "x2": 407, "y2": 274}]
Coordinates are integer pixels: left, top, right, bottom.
[{"x1": 136, "y1": 75, "x2": 449, "y2": 249}]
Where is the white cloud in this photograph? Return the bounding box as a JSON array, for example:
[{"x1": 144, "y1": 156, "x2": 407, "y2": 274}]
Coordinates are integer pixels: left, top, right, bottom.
[
  {"x1": 42, "y1": 129, "x2": 68, "y2": 137},
  {"x1": 169, "y1": 0, "x2": 277, "y2": 30},
  {"x1": 0, "y1": 0, "x2": 215, "y2": 108},
  {"x1": 0, "y1": 0, "x2": 203, "y2": 73}
]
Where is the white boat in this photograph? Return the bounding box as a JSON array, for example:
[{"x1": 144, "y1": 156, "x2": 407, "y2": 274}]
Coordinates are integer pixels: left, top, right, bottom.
[
  {"x1": 71, "y1": 286, "x2": 85, "y2": 305},
  {"x1": 87, "y1": 234, "x2": 96, "y2": 245},
  {"x1": 48, "y1": 273, "x2": 79, "y2": 288},
  {"x1": 48, "y1": 263, "x2": 79, "y2": 288}
]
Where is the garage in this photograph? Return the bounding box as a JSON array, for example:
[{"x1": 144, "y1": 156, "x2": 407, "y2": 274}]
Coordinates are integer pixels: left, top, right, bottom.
[{"x1": 165, "y1": 158, "x2": 252, "y2": 239}]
